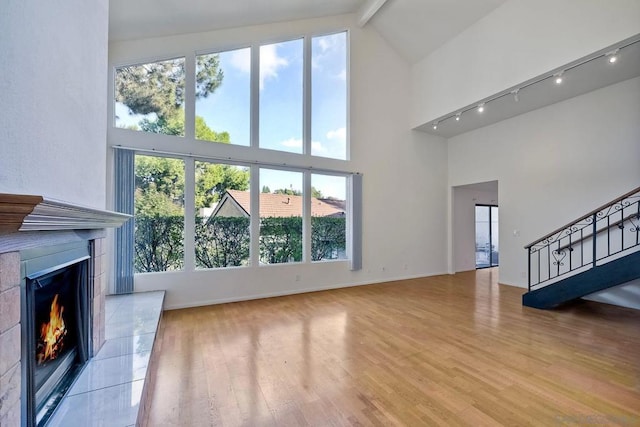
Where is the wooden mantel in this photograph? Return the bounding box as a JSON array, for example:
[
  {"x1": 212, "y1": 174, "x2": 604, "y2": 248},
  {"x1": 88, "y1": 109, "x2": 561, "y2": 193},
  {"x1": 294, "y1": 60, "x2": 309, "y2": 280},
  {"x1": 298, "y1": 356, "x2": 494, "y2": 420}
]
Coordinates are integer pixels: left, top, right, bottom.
[{"x1": 0, "y1": 193, "x2": 130, "y2": 234}]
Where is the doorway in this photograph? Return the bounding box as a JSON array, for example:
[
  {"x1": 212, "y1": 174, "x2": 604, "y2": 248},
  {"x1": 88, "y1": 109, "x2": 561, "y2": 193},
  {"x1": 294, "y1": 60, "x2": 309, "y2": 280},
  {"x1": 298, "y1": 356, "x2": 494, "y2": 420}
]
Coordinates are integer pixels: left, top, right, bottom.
[{"x1": 475, "y1": 205, "x2": 498, "y2": 269}]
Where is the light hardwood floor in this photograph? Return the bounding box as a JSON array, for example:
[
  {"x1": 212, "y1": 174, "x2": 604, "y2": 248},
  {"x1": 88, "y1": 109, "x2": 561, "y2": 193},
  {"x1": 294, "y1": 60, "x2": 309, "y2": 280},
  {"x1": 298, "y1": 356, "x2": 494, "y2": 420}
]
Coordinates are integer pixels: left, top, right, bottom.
[{"x1": 145, "y1": 269, "x2": 640, "y2": 426}]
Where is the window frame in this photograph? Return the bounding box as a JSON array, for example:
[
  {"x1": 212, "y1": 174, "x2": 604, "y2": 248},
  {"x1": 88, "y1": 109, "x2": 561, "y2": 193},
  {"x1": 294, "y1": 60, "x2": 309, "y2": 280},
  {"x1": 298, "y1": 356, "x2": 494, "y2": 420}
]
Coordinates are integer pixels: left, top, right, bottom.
[{"x1": 110, "y1": 28, "x2": 358, "y2": 276}]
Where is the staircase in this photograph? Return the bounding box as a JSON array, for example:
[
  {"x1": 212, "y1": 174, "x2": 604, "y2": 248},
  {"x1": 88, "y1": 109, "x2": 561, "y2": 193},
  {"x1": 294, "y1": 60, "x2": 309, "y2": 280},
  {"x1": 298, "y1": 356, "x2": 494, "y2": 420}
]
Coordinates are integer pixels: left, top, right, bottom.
[{"x1": 523, "y1": 186, "x2": 640, "y2": 309}]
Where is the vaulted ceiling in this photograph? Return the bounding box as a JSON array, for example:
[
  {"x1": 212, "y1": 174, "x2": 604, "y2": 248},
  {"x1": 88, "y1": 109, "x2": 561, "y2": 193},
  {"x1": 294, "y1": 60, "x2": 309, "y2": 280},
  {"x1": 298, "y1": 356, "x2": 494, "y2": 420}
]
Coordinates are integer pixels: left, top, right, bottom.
[{"x1": 109, "y1": 0, "x2": 508, "y2": 64}]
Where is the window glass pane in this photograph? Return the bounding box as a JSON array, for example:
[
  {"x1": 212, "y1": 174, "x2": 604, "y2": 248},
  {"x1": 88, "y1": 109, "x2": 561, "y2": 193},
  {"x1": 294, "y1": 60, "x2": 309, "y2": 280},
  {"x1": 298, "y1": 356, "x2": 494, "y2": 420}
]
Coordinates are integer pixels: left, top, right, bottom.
[
  {"x1": 259, "y1": 39, "x2": 303, "y2": 153},
  {"x1": 134, "y1": 155, "x2": 184, "y2": 272},
  {"x1": 195, "y1": 161, "x2": 251, "y2": 269},
  {"x1": 311, "y1": 174, "x2": 347, "y2": 261},
  {"x1": 259, "y1": 169, "x2": 303, "y2": 264},
  {"x1": 312, "y1": 32, "x2": 347, "y2": 160},
  {"x1": 491, "y1": 206, "x2": 499, "y2": 267},
  {"x1": 115, "y1": 58, "x2": 186, "y2": 136},
  {"x1": 475, "y1": 206, "x2": 490, "y2": 268},
  {"x1": 195, "y1": 49, "x2": 250, "y2": 145}
]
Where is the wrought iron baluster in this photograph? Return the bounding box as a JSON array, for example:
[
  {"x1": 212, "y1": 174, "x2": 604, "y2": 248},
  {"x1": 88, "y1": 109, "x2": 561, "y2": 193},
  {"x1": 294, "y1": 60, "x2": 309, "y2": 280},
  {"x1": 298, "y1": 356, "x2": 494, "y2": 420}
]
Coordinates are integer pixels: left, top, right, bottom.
[
  {"x1": 527, "y1": 249, "x2": 531, "y2": 291},
  {"x1": 568, "y1": 233, "x2": 572, "y2": 271},
  {"x1": 592, "y1": 213, "x2": 597, "y2": 267},
  {"x1": 607, "y1": 215, "x2": 610, "y2": 257},
  {"x1": 620, "y1": 209, "x2": 624, "y2": 251},
  {"x1": 580, "y1": 229, "x2": 584, "y2": 267},
  {"x1": 537, "y1": 247, "x2": 541, "y2": 285},
  {"x1": 547, "y1": 244, "x2": 551, "y2": 279}
]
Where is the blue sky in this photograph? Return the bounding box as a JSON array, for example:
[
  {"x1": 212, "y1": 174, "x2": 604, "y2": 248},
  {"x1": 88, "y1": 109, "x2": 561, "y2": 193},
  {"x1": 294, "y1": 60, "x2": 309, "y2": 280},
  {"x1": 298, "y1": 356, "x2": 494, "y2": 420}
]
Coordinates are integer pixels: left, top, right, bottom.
[{"x1": 117, "y1": 32, "x2": 347, "y2": 200}]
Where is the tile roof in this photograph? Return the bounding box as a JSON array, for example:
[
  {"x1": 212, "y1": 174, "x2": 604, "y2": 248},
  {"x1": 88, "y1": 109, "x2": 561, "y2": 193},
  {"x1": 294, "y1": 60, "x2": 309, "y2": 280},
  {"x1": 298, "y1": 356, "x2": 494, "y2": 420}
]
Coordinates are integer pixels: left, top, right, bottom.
[{"x1": 225, "y1": 190, "x2": 345, "y2": 218}]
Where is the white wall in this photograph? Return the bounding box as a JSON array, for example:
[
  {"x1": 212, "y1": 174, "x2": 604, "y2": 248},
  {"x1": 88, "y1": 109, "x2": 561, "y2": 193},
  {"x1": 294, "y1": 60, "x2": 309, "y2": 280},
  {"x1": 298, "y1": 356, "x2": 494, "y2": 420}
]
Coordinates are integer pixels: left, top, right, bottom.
[
  {"x1": 452, "y1": 184, "x2": 498, "y2": 272},
  {"x1": 108, "y1": 15, "x2": 449, "y2": 309},
  {"x1": 411, "y1": 0, "x2": 640, "y2": 128},
  {"x1": 0, "y1": 0, "x2": 109, "y2": 209},
  {"x1": 448, "y1": 76, "x2": 640, "y2": 288},
  {"x1": 584, "y1": 279, "x2": 640, "y2": 310}
]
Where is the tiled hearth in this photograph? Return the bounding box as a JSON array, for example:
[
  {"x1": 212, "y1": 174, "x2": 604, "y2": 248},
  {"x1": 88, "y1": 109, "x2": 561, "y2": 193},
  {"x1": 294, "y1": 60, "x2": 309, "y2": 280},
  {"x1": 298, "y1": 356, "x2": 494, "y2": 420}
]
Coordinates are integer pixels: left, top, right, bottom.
[{"x1": 47, "y1": 291, "x2": 164, "y2": 426}]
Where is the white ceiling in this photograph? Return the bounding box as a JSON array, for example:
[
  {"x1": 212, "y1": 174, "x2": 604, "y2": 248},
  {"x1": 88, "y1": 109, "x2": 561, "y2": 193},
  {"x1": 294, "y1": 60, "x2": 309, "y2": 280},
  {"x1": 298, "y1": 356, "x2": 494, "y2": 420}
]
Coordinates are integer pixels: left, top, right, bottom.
[
  {"x1": 367, "y1": 0, "x2": 507, "y2": 63},
  {"x1": 109, "y1": 0, "x2": 508, "y2": 64}
]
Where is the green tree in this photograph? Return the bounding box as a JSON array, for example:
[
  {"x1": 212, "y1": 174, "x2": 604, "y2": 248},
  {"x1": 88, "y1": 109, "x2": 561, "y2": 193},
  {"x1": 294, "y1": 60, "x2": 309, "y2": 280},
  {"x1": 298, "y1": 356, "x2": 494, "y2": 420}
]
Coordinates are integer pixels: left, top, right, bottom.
[
  {"x1": 115, "y1": 56, "x2": 223, "y2": 121},
  {"x1": 196, "y1": 163, "x2": 249, "y2": 208},
  {"x1": 274, "y1": 188, "x2": 302, "y2": 196},
  {"x1": 261, "y1": 185, "x2": 271, "y2": 193},
  {"x1": 272, "y1": 187, "x2": 323, "y2": 198}
]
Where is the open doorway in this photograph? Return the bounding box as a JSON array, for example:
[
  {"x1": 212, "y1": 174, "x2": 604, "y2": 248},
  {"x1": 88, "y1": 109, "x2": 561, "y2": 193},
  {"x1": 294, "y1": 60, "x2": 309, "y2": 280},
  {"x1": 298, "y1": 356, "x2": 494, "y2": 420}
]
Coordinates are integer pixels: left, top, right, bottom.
[
  {"x1": 475, "y1": 205, "x2": 498, "y2": 268},
  {"x1": 451, "y1": 180, "x2": 498, "y2": 273}
]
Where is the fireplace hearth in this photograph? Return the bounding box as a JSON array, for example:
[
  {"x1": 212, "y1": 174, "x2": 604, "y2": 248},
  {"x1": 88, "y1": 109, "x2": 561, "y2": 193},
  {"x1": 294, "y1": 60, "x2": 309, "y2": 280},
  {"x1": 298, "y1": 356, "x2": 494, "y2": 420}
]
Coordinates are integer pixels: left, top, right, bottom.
[{"x1": 21, "y1": 242, "x2": 93, "y2": 427}]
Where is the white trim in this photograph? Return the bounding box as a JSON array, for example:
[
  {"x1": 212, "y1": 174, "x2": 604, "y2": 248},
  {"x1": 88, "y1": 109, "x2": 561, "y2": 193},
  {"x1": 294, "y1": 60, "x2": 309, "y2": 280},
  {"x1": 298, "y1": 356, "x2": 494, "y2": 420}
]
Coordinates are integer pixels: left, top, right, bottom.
[{"x1": 357, "y1": 0, "x2": 388, "y2": 27}]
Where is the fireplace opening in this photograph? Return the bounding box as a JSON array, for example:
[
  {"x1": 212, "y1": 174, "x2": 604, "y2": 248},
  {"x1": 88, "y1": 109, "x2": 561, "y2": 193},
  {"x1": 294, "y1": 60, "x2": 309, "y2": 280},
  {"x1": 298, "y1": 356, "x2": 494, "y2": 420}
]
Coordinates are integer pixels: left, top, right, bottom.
[{"x1": 21, "y1": 242, "x2": 93, "y2": 427}]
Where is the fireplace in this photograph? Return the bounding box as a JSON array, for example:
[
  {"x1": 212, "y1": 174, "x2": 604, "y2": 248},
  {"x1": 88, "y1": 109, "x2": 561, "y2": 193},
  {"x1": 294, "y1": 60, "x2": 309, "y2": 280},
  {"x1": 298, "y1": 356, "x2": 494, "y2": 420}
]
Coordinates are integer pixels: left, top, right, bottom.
[
  {"x1": 0, "y1": 193, "x2": 129, "y2": 425},
  {"x1": 21, "y1": 242, "x2": 93, "y2": 427}
]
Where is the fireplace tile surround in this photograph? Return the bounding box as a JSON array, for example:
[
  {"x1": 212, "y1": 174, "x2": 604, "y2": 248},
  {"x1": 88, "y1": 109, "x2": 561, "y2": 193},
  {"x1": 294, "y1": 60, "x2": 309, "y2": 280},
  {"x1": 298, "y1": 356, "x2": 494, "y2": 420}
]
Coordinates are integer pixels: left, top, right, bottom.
[
  {"x1": 0, "y1": 193, "x2": 162, "y2": 426},
  {"x1": 0, "y1": 237, "x2": 107, "y2": 426}
]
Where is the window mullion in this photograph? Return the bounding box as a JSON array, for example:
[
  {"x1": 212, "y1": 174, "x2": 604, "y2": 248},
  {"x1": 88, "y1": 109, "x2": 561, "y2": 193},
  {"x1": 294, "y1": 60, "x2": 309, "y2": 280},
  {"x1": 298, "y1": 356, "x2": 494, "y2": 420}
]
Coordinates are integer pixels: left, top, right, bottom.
[
  {"x1": 250, "y1": 45, "x2": 259, "y2": 149},
  {"x1": 250, "y1": 165, "x2": 260, "y2": 266},
  {"x1": 184, "y1": 52, "x2": 196, "y2": 140},
  {"x1": 303, "y1": 35, "x2": 312, "y2": 156},
  {"x1": 184, "y1": 158, "x2": 196, "y2": 270},
  {"x1": 303, "y1": 170, "x2": 312, "y2": 263}
]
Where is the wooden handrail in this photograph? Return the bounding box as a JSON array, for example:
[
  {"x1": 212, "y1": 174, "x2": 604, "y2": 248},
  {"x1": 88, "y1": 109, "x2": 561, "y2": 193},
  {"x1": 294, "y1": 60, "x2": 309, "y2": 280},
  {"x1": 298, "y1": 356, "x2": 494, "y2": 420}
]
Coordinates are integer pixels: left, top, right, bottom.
[{"x1": 524, "y1": 185, "x2": 640, "y2": 249}]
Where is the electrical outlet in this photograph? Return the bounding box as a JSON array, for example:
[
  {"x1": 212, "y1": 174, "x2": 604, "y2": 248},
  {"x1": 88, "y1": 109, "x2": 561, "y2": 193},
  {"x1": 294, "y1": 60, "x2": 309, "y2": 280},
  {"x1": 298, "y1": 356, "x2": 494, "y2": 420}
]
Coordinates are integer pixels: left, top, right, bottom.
[{"x1": 295, "y1": 274, "x2": 300, "y2": 282}]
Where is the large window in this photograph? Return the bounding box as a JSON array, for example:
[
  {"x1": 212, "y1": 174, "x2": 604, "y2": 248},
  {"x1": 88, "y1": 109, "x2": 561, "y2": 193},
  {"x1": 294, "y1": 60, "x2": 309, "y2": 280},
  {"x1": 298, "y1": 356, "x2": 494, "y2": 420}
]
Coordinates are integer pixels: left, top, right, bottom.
[
  {"x1": 113, "y1": 32, "x2": 348, "y2": 159},
  {"x1": 114, "y1": 31, "x2": 355, "y2": 276}
]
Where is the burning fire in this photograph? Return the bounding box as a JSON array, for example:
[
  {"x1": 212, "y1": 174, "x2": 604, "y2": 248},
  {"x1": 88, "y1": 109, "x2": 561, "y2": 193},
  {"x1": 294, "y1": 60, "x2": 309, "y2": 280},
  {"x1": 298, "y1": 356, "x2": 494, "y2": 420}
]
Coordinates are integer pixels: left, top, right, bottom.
[{"x1": 37, "y1": 294, "x2": 67, "y2": 365}]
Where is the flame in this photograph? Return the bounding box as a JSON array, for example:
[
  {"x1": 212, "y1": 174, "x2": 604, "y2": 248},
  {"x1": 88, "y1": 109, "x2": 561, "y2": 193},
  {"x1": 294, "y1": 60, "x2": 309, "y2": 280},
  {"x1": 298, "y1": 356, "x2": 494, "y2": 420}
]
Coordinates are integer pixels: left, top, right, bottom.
[{"x1": 37, "y1": 294, "x2": 67, "y2": 365}]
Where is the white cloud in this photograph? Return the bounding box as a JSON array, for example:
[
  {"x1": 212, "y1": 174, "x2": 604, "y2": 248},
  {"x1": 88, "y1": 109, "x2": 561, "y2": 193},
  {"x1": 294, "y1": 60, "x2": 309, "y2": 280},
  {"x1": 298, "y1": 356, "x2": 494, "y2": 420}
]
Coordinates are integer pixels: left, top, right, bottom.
[
  {"x1": 326, "y1": 127, "x2": 346, "y2": 142},
  {"x1": 228, "y1": 45, "x2": 288, "y2": 91},
  {"x1": 259, "y1": 44, "x2": 288, "y2": 90},
  {"x1": 229, "y1": 49, "x2": 250, "y2": 73},
  {"x1": 280, "y1": 138, "x2": 325, "y2": 152},
  {"x1": 337, "y1": 69, "x2": 347, "y2": 81}
]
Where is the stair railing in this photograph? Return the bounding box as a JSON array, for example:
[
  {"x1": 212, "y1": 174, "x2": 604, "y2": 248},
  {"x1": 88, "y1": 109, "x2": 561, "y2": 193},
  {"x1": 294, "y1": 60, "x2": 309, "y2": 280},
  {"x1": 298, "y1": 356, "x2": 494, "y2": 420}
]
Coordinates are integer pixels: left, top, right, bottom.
[{"x1": 525, "y1": 186, "x2": 640, "y2": 291}]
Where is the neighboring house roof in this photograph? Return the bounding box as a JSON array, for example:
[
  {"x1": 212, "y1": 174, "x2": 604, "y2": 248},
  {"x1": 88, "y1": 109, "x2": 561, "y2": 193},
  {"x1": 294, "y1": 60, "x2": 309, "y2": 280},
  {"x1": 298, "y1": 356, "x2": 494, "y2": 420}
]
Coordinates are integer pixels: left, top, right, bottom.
[{"x1": 210, "y1": 190, "x2": 345, "y2": 218}]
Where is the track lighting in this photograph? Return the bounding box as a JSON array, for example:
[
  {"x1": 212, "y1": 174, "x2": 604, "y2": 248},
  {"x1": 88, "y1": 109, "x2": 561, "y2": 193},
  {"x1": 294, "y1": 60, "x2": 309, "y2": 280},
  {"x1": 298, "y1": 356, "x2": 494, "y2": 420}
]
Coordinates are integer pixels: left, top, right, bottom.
[
  {"x1": 426, "y1": 40, "x2": 635, "y2": 134},
  {"x1": 554, "y1": 71, "x2": 564, "y2": 84}
]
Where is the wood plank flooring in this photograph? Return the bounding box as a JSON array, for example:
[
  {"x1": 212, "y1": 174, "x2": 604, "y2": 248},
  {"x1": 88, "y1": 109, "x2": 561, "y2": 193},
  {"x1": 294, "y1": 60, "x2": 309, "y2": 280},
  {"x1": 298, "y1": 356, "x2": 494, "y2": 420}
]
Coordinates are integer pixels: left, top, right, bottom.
[{"x1": 145, "y1": 269, "x2": 640, "y2": 426}]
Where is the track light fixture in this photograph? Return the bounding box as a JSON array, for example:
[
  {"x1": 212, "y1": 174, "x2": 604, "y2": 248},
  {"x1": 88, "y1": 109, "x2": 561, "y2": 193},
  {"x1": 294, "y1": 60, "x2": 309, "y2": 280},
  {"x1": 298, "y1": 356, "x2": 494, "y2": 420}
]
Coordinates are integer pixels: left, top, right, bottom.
[
  {"x1": 554, "y1": 71, "x2": 564, "y2": 84},
  {"x1": 477, "y1": 103, "x2": 485, "y2": 113},
  {"x1": 511, "y1": 89, "x2": 520, "y2": 102},
  {"x1": 455, "y1": 113, "x2": 461, "y2": 121},
  {"x1": 432, "y1": 122, "x2": 438, "y2": 130},
  {"x1": 606, "y1": 48, "x2": 619, "y2": 63}
]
